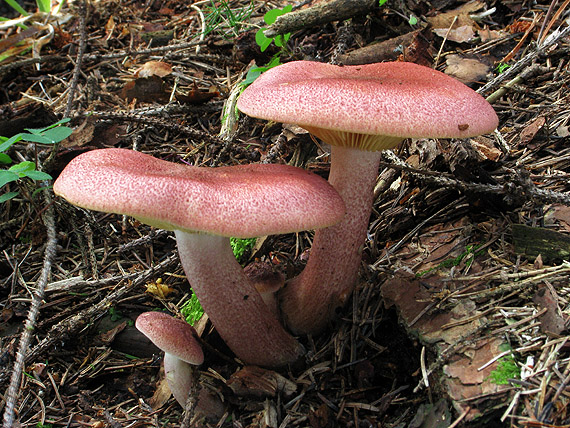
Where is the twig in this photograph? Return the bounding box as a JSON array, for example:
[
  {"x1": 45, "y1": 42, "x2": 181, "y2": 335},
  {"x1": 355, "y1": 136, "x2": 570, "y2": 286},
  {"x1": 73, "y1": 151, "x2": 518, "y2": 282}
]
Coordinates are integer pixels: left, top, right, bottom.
[
  {"x1": 477, "y1": 24, "x2": 570, "y2": 97},
  {"x1": 2, "y1": 188, "x2": 58, "y2": 428},
  {"x1": 264, "y1": 0, "x2": 376, "y2": 38},
  {"x1": 63, "y1": 0, "x2": 87, "y2": 118}
]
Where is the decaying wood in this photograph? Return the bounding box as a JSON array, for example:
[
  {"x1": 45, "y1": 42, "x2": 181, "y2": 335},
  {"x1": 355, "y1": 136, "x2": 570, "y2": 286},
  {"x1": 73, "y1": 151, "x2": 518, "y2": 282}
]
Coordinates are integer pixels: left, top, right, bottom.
[
  {"x1": 512, "y1": 224, "x2": 570, "y2": 262},
  {"x1": 263, "y1": 0, "x2": 377, "y2": 38}
]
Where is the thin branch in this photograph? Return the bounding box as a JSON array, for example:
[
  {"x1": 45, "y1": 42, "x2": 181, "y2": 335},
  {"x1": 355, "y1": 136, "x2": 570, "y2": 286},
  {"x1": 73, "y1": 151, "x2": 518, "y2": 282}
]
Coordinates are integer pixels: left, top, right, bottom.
[{"x1": 2, "y1": 188, "x2": 57, "y2": 428}]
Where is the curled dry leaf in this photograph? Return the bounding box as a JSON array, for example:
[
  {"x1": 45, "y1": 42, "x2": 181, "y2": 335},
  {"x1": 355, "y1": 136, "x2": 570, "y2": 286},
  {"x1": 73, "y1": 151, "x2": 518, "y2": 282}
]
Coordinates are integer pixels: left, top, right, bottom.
[{"x1": 135, "y1": 61, "x2": 173, "y2": 78}]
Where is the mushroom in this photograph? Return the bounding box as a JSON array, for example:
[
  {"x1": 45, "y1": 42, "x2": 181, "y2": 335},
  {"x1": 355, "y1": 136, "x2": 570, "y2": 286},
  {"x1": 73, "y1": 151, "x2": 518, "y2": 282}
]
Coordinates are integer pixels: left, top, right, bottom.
[
  {"x1": 135, "y1": 312, "x2": 224, "y2": 419},
  {"x1": 54, "y1": 148, "x2": 345, "y2": 366},
  {"x1": 237, "y1": 60, "x2": 499, "y2": 334},
  {"x1": 244, "y1": 260, "x2": 285, "y2": 318}
]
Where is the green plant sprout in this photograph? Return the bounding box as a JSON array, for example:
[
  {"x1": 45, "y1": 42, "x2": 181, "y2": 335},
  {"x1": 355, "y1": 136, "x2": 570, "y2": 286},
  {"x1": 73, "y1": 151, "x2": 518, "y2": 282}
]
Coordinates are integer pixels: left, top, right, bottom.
[
  {"x1": 230, "y1": 237, "x2": 256, "y2": 264},
  {"x1": 1, "y1": 0, "x2": 65, "y2": 24},
  {"x1": 181, "y1": 237, "x2": 256, "y2": 325},
  {"x1": 242, "y1": 55, "x2": 282, "y2": 87},
  {"x1": 496, "y1": 63, "x2": 510, "y2": 74},
  {"x1": 181, "y1": 293, "x2": 204, "y2": 326},
  {"x1": 489, "y1": 354, "x2": 521, "y2": 385},
  {"x1": 203, "y1": 0, "x2": 254, "y2": 39},
  {"x1": 0, "y1": 118, "x2": 72, "y2": 202},
  {"x1": 240, "y1": 5, "x2": 293, "y2": 87},
  {"x1": 255, "y1": 5, "x2": 292, "y2": 52},
  {"x1": 378, "y1": 0, "x2": 388, "y2": 5}
]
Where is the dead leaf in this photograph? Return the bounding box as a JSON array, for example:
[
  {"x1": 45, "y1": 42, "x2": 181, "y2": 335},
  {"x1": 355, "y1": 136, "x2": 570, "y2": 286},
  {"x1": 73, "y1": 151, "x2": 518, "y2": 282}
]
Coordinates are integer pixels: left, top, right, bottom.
[
  {"x1": 470, "y1": 136, "x2": 502, "y2": 162},
  {"x1": 445, "y1": 55, "x2": 490, "y2": 84},
  {"x1": 105, "y1": 16, "x2": 115, "y2": 40},
  {"x1": 549, "y1": 204, "x2": 570, "y2": 232},
  {"x1": 427, "y1": 1, "x2": 484, "y2": 29},
  {"x1": 149, "y1": 376, "x2": 172, "y2": 410},
  {"x1": 98, "y1": 321, "x2": 127, "y2": 345},
  {"x1": 175, "y1": 87, "x2": 219, "y2": 105},
  {"x1": 478, "y1": 28, "x2": 507, "y2": 42},
  {"x1": 533, "y1": 286, "x2": 566, "y2": 335},
  {"x1": 135, "y1": 60, "x2": 173, "y2": 78},
  {"x1": 433, "y1": 25, "x2": 476, "y2": 43},
  {"x1": 227, "y1": 366, "x2": 297, "y2": 398},
  {"x1": 145, "y1": 278, "x2": 175, "y2": 299},
  {"x1": 519, "y1": 116, "x2": 546, "y2": 145}
]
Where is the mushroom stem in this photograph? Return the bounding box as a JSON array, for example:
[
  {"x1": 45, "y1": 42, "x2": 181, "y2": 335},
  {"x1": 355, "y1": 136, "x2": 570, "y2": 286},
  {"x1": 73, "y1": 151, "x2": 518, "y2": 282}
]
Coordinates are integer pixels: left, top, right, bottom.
[
  {"x1": 175, "y1": 230, "x2": 304, "y2": 367},
  {"x1": 164, "y1": 353, "x2": 225, "y2": 419},
  {"x1": 280, "y1": 145, "x2": 384, "y2": 334}
]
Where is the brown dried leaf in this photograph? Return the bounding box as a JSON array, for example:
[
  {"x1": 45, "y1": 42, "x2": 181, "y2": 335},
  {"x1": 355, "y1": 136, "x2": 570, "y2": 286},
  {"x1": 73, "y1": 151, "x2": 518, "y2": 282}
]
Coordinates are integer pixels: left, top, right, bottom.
[
  {"x1": 470, "y1": 136, "x2": 502, "y2": 162},
  {"x1": 549, "y1": 204, "x2": 570, "y2": 233},
  {"x1": 533, "y1": 286, "x2": 566, "y2": 335},
  {"x1": 445, "y1": 55, "x2": 490, "y2": 84},
  {"x1": 227, "y1": 366, "x2": 297, "y2": 398},
  {"x1": 433, "y1": 25, "x2": 476, "y2": 43},
  {"x1": 427, "y1": 1, "x2": 484, "y2": 28},
  {"x1": 149, "y1": 377, "x2": 172, "y2": 410},
  {"x1": 175, "y1": 87, "x2": 219, "y2": 105},
  {"x1": 98, "y1": 320, "x2": 127, "y2": 345},
  {"x1": 519, "y1": 116, "x2": 546, "y2": 145},
  {"x1": 135, "y1": 60, "x2": 173, "y2": 78},
  {"x1": 478, "y1": 28, "x2": 507, "y2": 42}
]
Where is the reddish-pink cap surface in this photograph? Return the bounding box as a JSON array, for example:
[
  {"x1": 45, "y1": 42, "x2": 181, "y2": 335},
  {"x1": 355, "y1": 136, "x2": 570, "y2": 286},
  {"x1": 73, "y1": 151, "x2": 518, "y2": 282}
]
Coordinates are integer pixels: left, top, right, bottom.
[
  {"x1": 237, "y1": 61, "x2": 498, "y2": 150},
  {"x1": 135, "y1": 312, "x2": 204, "y2": 365},
  {"x1": 53, "y1": 148, "x2": 345, "y2": 237}
]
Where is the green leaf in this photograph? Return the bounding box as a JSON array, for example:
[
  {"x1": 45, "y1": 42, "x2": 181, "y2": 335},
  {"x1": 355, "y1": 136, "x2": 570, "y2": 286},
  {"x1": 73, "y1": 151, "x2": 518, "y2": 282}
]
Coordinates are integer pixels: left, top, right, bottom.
[
  {"x1": 25, "y1": 118, "x2": 71, "y2": 134},
  {"x1": 24, "y1": 170, "x2": 51, "y2": 181},
  {"x1": 0, "y1": 170, "x2": 19, "y2": 188},
  {"x1": 38, "y1": 126, "x2": 73, "y2": 143},
  {"x1": 378, "y1": 0, "x2": 388, "y2": 5},
  {"x1": 409, "y1": 15, "x2": 417, "y2": 25},
  {"x1": 36, "y1": 0, "x2": 52, "y2": 13},
  {"x1": 263, "y1": 5, "x2": 291, "y2": 25},
  {"x1": 0, "y1": 134, "x2": 23, "y2": 153},
  {"x1": 20, "y1": 133, "x2": 53, "y2": 144},
  {"x1": 255, "y1": 28, "x2": 273, "y2": 52},
  {"x1": 0, "y1": 191, "x2": 18, "y2": 202},
  {"x1": 0, "y1": 153, "x2": 12, "y2": 164},
  {"x1": 8, "y1": 161, "x2": 35, "y2": 175}
]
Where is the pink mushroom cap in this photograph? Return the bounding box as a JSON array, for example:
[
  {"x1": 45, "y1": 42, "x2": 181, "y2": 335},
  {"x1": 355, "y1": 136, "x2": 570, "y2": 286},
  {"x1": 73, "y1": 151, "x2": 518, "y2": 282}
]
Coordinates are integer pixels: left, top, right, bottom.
[
  {"x1": 53, "y1": 148, "x2": 345, "y2": 238},
  {"x1": 237, "y1": 61, "x2": 499, "y2": 150},
  {"x1": 135, "y1": 312, "x2": 204, "y2": 365}
]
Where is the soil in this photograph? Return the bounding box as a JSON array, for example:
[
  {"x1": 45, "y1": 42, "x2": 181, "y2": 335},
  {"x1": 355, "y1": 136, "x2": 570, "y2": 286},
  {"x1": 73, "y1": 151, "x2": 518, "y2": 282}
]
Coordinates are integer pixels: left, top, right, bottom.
[{"x1": 1, "y1": 0, "x2": 570, "y2": 427}]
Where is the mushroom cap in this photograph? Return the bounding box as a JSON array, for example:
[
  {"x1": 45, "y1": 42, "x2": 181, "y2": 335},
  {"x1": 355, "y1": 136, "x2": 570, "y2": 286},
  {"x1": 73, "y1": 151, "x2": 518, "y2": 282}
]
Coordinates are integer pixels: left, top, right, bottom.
[
  {"x1": 53, "y1": 148, "x2": 345, "y2": 238},
  {"x1": 135, "y1": 312, "x2": 204, "y2": 365},
  {"x1": 237, "y1": 61, "x2": 498, "y2": 150}
]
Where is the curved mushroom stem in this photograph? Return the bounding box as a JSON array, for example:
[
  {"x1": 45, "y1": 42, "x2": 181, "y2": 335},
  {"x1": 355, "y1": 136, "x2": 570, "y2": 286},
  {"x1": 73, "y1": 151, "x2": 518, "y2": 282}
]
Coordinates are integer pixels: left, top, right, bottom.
[
  {"x1": 164, "y1": 353, "x2": 225, "y2": 419},
  {"x1": 280, "y1": 146, "x2": 383, "y2": 335},
  {"x1": 175, "y1": 231, "x2": 304, "y2": 367}
]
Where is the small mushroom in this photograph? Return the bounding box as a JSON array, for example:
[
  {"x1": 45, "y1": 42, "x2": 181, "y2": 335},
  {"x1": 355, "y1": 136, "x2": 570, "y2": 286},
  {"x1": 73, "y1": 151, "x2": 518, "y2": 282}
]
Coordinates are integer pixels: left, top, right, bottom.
[
  {"x1": 237, "y1": 61, "x2": 499, "y2": 334},
  {"x1": 135, "y1": 312, "x2": 223, "y2": 418},
  {"x1": 54, "y1": 148, "x2": 345, "y2": 366}
]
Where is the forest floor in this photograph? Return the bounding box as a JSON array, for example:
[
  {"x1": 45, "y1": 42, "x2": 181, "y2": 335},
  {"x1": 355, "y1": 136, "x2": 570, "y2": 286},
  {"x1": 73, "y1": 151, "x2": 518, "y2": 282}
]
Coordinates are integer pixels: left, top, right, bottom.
[{"x1": 1, "y1": 0, "x2": 570, "y2": 427}]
